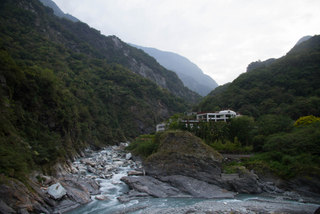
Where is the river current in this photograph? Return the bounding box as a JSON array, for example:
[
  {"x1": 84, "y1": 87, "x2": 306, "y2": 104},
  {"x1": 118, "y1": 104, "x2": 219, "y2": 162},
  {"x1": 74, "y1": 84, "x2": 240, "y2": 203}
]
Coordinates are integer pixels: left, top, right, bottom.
[{"x1": 66, "y1": 144, "x2": 319, "y2": 214}]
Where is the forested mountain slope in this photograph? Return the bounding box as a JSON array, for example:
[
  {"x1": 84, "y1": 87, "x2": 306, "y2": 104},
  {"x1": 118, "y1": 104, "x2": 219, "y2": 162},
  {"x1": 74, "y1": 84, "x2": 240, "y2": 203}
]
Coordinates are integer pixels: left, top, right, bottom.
[
  {"x1": 197, "y1": 35, "x2": 320, "y2": 119},
  {"x1": 0, "y1": 0, "x2": 192, "y2": 178}
]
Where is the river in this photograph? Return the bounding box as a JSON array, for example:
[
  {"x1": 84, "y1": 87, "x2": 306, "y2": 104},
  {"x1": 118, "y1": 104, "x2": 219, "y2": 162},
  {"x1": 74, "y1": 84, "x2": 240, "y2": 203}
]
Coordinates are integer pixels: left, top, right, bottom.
[{"x1": 66, "y1": 144, "x2": 320, "y2": 214}]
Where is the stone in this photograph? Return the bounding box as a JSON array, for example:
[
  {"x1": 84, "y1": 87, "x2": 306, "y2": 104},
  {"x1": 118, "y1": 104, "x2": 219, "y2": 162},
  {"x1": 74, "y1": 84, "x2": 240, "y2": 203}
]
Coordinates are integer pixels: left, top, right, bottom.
[
  {"x1": 113, "y1": 161, "x2": 124, "y2": 167},
  {"x1": 80, "y1": 158, "x2": 96, "y2": 167},
  {"x1": 222, "y1": 169, "x2": 262, "y2": 194},
  {"x1": 87, "y1": 165, "x2": 96, "y2": 174},
  {"x1": 47, "y1": 183, "x2": 67, "y2": 200},
  {"x1": 117, "y1": 190, "x2": 150, "y2": 203},
  {"x1": 121, "y1": 176, "x2": 185, "y2": 198},
  {"x1": 128, "y1": 170, "x2": 145, "y2": 176},
  {"x1": 126, "y1": 153, "x2": 132, "y2": 160},
  {"x1": 95, "y1": 195, "x2": 109, "y2": 201}
]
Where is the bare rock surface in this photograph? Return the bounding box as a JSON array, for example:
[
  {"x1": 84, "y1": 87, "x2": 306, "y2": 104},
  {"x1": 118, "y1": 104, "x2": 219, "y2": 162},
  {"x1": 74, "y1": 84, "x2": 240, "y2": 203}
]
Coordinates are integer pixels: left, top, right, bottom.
[
  {"x1": 158, "y1": 175, "x2": 235, "y2": 199},
  {"x1": 140, "y1": 199, "x2": 319, "y2": 214},
  {"x1": 121, "y1": 176, "x2": 186, "y2": 198}
]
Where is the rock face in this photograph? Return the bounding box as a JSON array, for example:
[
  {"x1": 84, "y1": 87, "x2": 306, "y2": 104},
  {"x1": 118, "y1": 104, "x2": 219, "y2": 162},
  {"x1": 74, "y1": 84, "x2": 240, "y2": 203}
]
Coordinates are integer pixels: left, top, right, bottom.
[
  {"x1": 158, "y1": 175, "x2": 235, "y2": 199},
  {"x1": 121, "y1": 176, "x2": 184, "y2": 198},
  {"x1": 142, "y1": 131, "x2": 264, "y2": 195}
]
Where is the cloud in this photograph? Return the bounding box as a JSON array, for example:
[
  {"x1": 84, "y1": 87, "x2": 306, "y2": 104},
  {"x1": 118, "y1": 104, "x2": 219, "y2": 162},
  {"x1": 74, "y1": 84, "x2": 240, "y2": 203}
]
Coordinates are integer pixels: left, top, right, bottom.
[{"x1": 53, "y1": 0, "x2": 320, "y2": 85}]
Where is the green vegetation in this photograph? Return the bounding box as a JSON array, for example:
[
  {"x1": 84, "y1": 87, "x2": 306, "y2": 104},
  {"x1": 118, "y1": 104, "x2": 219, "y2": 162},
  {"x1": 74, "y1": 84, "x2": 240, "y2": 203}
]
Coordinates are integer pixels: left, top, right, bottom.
[
  {"x1": 209, "y1": 140, "x2": 252, "y2": 154},
  {"x1": 0, "y1": 0, "x2": 190, "y2": 180},
  {"x1": 246, "y1": 120, "x2": 320, "y2": 178},
  {"x1": 165, "y1": 113, "x2": 319, "y2": 179},
  {"x1": 126, "y1": 134, "x2": 159, "y2": 159},
  {"x1": 222, "y1": 161, "x2": 247, "y2": 174},
  {"x1": 294, "y1": 115, "x2": 320, "y2": 127},
  {"x1": 176, "y1": 116, "x2": 255, "y2": 153}
]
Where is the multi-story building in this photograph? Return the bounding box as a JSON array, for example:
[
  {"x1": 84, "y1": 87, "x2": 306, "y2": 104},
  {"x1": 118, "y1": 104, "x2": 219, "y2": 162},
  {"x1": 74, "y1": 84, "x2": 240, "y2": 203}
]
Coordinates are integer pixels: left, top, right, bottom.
[{"x1": 196, "y1": 110, "x2": 238, "y2": 122}]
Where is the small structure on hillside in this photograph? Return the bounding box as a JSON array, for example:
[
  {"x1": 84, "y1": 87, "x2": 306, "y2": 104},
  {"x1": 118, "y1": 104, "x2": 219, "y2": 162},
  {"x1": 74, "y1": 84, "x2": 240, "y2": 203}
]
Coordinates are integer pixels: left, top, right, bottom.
[
  {"x1": 156, "y1": 110, "x2": 240, "y2": 131},
  {"x1": 156, "y1": 123, "x2": 166, "y2": 132}
]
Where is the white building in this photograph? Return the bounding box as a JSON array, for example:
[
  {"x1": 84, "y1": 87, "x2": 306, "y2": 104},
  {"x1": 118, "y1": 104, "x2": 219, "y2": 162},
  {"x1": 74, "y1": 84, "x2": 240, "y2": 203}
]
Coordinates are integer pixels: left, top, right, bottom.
[
  {"x1": 196, "y1": 110, "x2": 238, "y2": 122},
  {"x1": 156, "y1": 123, "x2": 166, "y2": 132}
]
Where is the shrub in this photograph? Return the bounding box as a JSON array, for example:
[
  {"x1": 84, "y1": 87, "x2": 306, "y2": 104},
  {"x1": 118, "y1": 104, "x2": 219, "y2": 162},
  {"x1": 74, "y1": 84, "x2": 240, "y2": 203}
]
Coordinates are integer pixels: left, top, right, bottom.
[
  {"x1": 209, "y1": 139, "x2": 252, "y2": 154},
  {"x1": 126, "y1": 134, "x2": 159, "y2": 158}
]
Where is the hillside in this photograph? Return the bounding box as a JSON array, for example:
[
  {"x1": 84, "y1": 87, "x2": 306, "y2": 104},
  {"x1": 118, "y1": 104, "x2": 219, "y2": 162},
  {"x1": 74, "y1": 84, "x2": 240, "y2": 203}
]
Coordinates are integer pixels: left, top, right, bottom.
[
  {"x1": 0, "y1": 0, "x2": 193, "y2": 179},
  {"x1": 40, "y1": 0, "x2": 200, "y2": 103},
  {"x1": 131, "y1": 45, "x2": 218, "y2": 96},
  {"x1": 197, "y1": 35, "x2": 320, "y2": 119}
]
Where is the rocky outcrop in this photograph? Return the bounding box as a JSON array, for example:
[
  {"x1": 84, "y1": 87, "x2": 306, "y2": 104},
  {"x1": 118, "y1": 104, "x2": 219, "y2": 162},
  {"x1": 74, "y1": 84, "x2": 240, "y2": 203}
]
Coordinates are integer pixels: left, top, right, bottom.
[
  {"x1": 144, "y1": 131, "x2": 223, "y2": 185},
  {"x1": 140, "y1": 199, "x2": 319, "y2": 214},
  {"x1": 121, "y1": 175, "x2": 235, "y2": 199},
  {"x1": 158, "y1": 175, "x2": 235, "y2": 198},
  {"x1": 142, "y1": 131, "x2": 265, "y2": 194},
  {"x1": 0, "y1": 160, "x2": 101, "y2": 214},
  {"x1": 0, "y1": 177, "x2": 52, "y2": 214},
  {"x1": 121, "y1": 176, "x2": 185, "y2": 198}
]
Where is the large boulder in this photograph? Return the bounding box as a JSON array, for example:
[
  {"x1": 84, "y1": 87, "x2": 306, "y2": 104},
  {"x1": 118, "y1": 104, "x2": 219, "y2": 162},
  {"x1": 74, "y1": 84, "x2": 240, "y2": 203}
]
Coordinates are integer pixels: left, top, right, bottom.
[
  {"x1": 221, "y1": 168, "x2": 262, "y2": 194},
  {"x1": 144, "y1": 131, "x2": 223, "y2": 184},
  {"x1": 47, "y1": 183, "x2": 67, "y2": 200}
]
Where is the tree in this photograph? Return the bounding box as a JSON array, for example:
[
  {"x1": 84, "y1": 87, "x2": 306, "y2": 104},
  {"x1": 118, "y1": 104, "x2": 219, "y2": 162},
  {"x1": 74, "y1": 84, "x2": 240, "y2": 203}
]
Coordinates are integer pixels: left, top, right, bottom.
[
  {"x1": 229, "y1": 116, "x2": 254, "y2": 146},
  {"x1": 294, "y1": 115, "x2": 320, "y2": 127}
]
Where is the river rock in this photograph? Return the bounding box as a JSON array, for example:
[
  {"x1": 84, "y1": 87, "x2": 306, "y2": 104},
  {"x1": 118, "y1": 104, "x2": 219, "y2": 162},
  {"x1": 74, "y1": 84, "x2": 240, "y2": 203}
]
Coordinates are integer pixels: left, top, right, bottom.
[
  {"x1": 121, "y1": 176, "x2": 186, "y2": 198},
  {"x1": 95, "y1": 195, "x2": 110, "y2": 201},
  {"x1": 47, "y1": 183, "x2": 67, "y2": 200},
  {"x1": 117, "y1": 190, "x2": 150, "y2": 203},
  {"x1": 81, "y1": 158, "x2": 96, "y2": 167},
  {"x1": 128, "y1": 170, "x2": 145, "y2": 176},
  {"x1": 126, "y1": 153, "x2": 132, "y2": 160}
]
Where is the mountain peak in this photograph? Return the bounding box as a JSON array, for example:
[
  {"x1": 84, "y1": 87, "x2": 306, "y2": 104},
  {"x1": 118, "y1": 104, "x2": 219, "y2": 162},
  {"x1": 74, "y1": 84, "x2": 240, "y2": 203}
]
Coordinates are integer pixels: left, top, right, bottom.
[
  {"x1": 131, "y1": 44, "x2": 218, "y2": 96},
  {"x1": 294, "y1": 35, "x2": 312, "y2": 46},
  {"x1": 39, "y1": 0, "x2": 79, "y2": 22}
]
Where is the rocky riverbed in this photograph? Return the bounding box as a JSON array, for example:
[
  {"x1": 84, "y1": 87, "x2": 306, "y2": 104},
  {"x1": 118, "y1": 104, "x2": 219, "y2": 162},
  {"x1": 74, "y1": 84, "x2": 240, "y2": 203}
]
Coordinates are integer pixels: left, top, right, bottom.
[
  {"x1": 2, "y1": 139, "x2": 319, "y2": 214},
  {"x1": 66, "y1": 142, "x2": 319, "y2": 214}
]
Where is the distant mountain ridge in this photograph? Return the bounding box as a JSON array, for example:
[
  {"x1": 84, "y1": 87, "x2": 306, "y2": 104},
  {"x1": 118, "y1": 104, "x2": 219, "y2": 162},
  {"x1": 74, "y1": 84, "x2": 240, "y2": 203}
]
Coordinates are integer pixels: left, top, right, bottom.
[
  {"x1": 131, "y1": 44, "x2": 218, "y2": 96},
  {"x1": 39, "y1": 0, "x2": 79, "y2": 22}
]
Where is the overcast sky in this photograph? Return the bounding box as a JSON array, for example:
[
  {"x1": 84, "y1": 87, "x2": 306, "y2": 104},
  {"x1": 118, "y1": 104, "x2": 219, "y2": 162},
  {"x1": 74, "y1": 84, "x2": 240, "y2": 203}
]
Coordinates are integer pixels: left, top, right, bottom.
[{"x1": 53, "y1": 0, "x2": 320, "y2": 85}]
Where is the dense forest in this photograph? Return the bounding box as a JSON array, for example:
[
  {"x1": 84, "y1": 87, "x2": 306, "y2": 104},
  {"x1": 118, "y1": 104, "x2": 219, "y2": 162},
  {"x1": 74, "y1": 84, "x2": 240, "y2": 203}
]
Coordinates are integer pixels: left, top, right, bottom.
[{"x1": 0, "y1": 0, "x2": 194, "y2": 179}]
